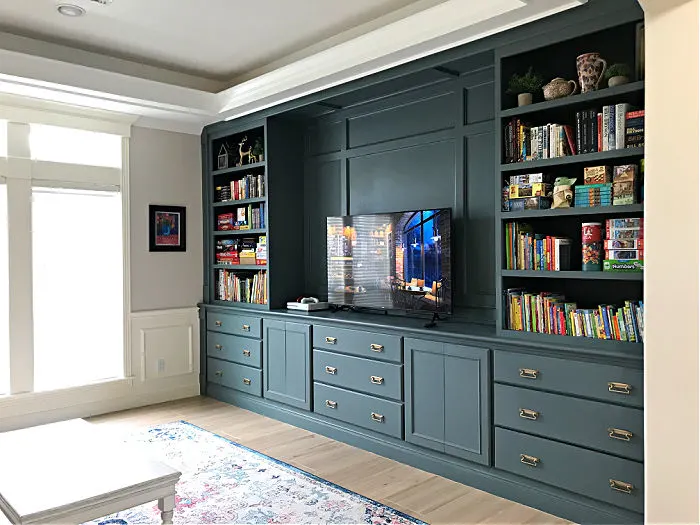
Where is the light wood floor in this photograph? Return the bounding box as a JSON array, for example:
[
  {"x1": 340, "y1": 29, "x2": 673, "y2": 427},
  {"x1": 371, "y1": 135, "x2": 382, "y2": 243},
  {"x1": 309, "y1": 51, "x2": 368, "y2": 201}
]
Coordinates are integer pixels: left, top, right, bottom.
[{"x1": 87, "y1": 396, "x2": 570, "y2": 524}]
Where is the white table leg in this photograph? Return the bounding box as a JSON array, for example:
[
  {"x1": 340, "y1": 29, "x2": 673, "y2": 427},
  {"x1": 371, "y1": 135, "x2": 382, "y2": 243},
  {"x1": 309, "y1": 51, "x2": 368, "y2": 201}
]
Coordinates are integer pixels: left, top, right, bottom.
[{"x1": 158, "y1": 494, "x2": 175, "y2": 524}]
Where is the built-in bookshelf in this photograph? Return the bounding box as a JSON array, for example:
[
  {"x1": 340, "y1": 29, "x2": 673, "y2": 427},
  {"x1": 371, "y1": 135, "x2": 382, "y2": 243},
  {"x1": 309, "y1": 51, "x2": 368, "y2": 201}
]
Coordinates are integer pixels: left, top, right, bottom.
[
  {"x1": 496, "y1": 19, "x2": 645, "y2": 349},
  {"x1": 203, "y1": 117, "x2": 305, "y2": 309}
]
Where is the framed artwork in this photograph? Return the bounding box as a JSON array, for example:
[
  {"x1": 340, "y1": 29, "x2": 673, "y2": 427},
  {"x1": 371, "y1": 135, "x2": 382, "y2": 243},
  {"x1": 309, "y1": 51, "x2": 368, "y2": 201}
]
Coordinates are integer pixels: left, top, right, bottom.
[{"x1": 149, "y1": 205, "x2": 186, "y2": 252}]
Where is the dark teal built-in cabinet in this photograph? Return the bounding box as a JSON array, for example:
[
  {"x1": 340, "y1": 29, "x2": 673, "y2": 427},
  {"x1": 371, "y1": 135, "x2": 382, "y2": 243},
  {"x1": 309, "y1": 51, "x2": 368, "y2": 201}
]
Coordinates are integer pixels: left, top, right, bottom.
[{"x1": 200, "y1": 1, "x2": 646, "y2": 523}]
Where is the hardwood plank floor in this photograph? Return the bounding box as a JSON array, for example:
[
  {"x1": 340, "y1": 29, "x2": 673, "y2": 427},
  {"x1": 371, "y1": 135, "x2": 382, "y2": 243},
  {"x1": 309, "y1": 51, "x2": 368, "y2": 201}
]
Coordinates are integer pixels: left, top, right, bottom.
[{"x1": 87, "y1": 396, "x2": 571, "y2": 524}]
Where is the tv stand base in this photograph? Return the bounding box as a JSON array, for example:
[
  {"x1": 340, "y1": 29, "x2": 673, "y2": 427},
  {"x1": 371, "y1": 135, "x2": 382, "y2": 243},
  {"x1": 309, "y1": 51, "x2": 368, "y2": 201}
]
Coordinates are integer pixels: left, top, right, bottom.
[{"x1": 424, "y1": 311, "x2": 446, "y2": 328}]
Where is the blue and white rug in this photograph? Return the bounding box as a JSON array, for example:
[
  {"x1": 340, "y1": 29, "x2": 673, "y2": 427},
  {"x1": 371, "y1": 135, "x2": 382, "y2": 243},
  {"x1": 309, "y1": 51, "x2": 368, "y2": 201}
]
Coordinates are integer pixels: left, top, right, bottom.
[{"x1": 91, "y1": 421, "x2": 427, "y2": 524}]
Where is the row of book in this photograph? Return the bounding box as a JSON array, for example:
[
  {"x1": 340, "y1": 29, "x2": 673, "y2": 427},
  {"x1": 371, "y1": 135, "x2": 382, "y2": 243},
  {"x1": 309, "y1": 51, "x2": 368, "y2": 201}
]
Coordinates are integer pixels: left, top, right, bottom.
[
  {"x1": 216, "y1": 236, "x2": 267, "y2": 266},
  {"x1": 215, "y1": 173, "x2": 265, "y2": 202},
  {"x1": 216, "y1": 269, "x2": 267, "y2": 304},
  {"x1": 504, "y1": 222, "x2": 572, "y2": 271},
  {"x1": 217, "y1": 204, "x2": 265, "y2": 231},
  {"x1": 502, "y1": 108, "x2": 644, "y2": 163},
  {"x1": 504, "y1": 289, "x2": 644, "y2": 343}
]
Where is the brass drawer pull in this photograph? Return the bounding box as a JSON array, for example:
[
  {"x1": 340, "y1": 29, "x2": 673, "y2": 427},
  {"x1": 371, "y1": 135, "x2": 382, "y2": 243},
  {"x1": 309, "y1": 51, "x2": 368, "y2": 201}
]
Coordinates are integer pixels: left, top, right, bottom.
[
  {"x1": 370, "y1": 343, "x2": 384, "y2": 352},
  {"x1": 243, "y1": 378, "x2": 251, "y2": 386},
  {"x1": 609, "y1": 479, "x2": 634, "y2": 494},
  {"x1": 519, "y1": 368, "x2": 539, "y2": 379},
  {"x1": 214, "y1": 320, "x2": 222, "y2": 327},
  {"x1": 242, "y1": 324, "x2": 250, "y2": 332},
  {"x1": 608, "y1": 382, "x2": 631, "y2": 395},
  {"x1": 325, "y1": 336, "x2": 337, "y2": 345},
  {"x1": 325, "y1": 366, "x2": 337, "y2": 375},
  {"x1": 243, "y1": 349, "x2": 251, "y2": 357},
  {"x1": 215, "y1": 344, "x2": 223, "y2": 350},
  {"x1": 370, "y1": 375, "x2": 384, "y2": 385},
  {"x1": 214, "y1": 370, "x2": 223, "y2": 377},
  {"x1": 608, "y1": 428, "x2": 633, "y2": 441},
  {"x1": 519, "y1": 408, "x2": 539, "y2": 421},
  {"x1": 325, "y1": 399, "x2": 337, "y2": 409},
  {"x1": 520, "y1": 454, "x2": 540, "y2": 467},
  {"x1": 371, "y1": 412, "x2": 385, "y2": 423}
]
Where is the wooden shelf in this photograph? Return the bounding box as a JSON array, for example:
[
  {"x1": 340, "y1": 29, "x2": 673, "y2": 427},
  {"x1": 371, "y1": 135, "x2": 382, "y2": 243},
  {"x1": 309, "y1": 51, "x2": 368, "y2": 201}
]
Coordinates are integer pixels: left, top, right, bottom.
[
  {"x1": 213, "y1": 264, "x2": 267, "y2": 270},
  {"x1": 213, "y1": 229, "x2": 267, "y2": 236},
  {"x1": 500, "y1": 204, "x2": 644, "y2": 220},
  {"x1": 502, "y1": 269, "x2": 643, "y2": 281},
  {"x1": 211, "y1": 300, "x2": 269, "y2": 310},
  {"x1": 212, "y1": 160, "x2": 266, "y2": 176},
  {"x1": 501, "y1": 147, "x2": 644, "y2": 172},
  {"x1": 499, "y1": 329, "x2": 644, "y2": 358},
  {"x1": 213, "y1": 197, "x2": 266, "y2": 207},
  {"x1": 500, "y1": 81, "x2": 644, "y2": 118}
]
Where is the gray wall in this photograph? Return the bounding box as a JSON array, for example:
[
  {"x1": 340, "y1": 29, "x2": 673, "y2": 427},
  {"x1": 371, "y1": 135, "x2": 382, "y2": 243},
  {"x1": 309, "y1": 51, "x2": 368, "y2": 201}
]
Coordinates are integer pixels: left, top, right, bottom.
[{"x1": 129, "y1": 126, "x2": 202, "y2": 311}]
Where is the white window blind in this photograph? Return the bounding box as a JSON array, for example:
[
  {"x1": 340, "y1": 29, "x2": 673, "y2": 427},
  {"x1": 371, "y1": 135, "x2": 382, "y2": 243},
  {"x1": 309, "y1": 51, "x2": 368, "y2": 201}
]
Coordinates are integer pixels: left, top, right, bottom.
[{"x1": 29, "y1": 124, "x2": 122, "y2": 168}]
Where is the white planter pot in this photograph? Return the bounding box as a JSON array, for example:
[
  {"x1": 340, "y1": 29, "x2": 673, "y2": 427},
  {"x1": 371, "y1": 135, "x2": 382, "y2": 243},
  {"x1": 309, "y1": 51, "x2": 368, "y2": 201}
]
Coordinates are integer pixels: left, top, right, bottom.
[{"x1": 517, "y1": 93, "x2": 533, "y2": 106}]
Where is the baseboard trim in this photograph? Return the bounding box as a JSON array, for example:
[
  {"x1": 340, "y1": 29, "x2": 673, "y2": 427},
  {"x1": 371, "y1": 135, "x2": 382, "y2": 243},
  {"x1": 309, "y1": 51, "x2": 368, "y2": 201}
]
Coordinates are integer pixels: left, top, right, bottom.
[{"x1": 207, "y1": 385, "x2": 643, "y2": 525}]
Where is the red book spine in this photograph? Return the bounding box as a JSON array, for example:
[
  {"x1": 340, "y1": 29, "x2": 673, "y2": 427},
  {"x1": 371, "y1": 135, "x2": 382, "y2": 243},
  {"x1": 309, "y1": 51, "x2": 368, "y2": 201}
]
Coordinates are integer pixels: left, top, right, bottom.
[{"x1": 597, "y1": 113, "x2": 603, "y2": 152}]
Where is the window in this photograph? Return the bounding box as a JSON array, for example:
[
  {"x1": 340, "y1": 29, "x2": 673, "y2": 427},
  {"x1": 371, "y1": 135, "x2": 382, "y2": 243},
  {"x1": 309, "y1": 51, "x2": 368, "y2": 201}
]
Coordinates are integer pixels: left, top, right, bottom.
[
  {"x1": 0, "y1": 120, "x2": 6, "y2": 157},
  {"x1": 0, "y1": 183, "x2": 8, "y2": 394},
  {"x1": 29, "y1": 124, "x2": 122, "y2": 168},
  {"x1": 32, "y1": 188, "x2": 123, "y2": 391}
]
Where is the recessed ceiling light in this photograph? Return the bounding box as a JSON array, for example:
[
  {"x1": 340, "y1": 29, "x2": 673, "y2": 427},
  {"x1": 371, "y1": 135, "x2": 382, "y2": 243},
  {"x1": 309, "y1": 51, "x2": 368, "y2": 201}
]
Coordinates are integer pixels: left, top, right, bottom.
[{"x1": 57, "y1": 4, "x2": 86, "y2": 17}]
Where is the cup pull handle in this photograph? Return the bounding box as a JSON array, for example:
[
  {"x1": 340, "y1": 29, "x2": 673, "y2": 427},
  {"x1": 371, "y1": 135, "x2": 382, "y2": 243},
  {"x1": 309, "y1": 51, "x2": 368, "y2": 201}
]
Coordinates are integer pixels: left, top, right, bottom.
[
  {"x1": 370, "y1": 375, "x2": 384, "y2": 385},
  {"x1": 214, "y1": 370, "x2": 223, "y2": 377},
  {"x1": 214, "y1": 320, "x2": 222, "y2": 327},
  {"x1": 608, "y1": 428, "x2": 633, "y2": 441},
  {"x1": 242, "y1": 378, "x2": 251, "y2": 386},
  {"x1": 371, "y1": 412, "x2": 385, "y2": 423},
  {"x1": 609, "y1": 479, "x2": 634, "y2": 494},
  {"x1": 519, "y1": 408, "x2": 539, "y2": 421},
  {"x1": 243, "y1": 349, "x2": 251, "y2": 357},
  {"x1": 519, "y1": 368, "x2": 539, "y2": 379},
  {"x1": 370, "y1": 344, "x2": 384, "y2": 352},
  {"x1": 608, "y1": 382, "x2": 631, "y2": 395},
  {"x1": 520, "y1": 454, "x2": 540, "y2": 467},
  {"x1": 325, "y1": 337, "x2": 337, "y2": 345},
  {"x1": 325, "y1": 366, "x2": 337, "y2": 375},
  {"x1": 242, "y1": 324, "x2": 250, "y2": 332},
  {"x1": 325, "y1": 400, "x2": 337, "y2": 409},
  {"x1": 215, "y1": 344, "x2": 223, "y2": 350}
]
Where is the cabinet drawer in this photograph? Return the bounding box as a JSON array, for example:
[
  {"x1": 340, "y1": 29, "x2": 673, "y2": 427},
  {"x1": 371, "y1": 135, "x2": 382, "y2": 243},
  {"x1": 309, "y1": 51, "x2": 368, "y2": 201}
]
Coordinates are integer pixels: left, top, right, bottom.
[
  {"x1": 495, "y1": 428, "x2": 643, "y2": 514},
  {"x1": 313, "y1": 325, "x2": 401, "y2": 363},
  {"x1": 207, "y1": 312, "x2": 261, "y2": 338},
  {"x1": 207, "y1": 358, "x2": 262, "y2": 397},
  {"x1": 494, "y1": 352, "x2": 643, "y2": 407},
  {"x1": 313, "y1": 349, "x2": 402, "y2": 401},
  {"x1": 313, "y1": 383, "x2": 403, "y2": 439},
  {"x1": 207, "y1": 332, "x2": 262, "y2": 368},
  {"x1": 494, "y1": 384, "x2": 644, "y2": 461}
]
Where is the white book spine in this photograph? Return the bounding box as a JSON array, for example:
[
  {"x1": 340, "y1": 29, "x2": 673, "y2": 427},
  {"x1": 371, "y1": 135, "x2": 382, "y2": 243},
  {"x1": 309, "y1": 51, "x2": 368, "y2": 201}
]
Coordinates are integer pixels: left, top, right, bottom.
[
  {"x1": 615, "y1": 103, "x2": 630, "y2": 150},
  {"x1": 602, "y1": 106, "x2": 610, "y2": 151}
]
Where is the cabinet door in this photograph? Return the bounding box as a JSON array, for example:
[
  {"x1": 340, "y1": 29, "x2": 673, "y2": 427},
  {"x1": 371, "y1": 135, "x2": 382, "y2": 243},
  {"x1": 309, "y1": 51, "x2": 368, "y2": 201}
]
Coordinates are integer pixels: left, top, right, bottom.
[
  {"x1": 444, "y1": 343, "x2": 490, "y2": 464},
  {"x1": 263, "y1": 320, "x2": 312, "y2": 410},
  {"x1": 404, "y1": 338, "x2": 445, "y2": 452}
]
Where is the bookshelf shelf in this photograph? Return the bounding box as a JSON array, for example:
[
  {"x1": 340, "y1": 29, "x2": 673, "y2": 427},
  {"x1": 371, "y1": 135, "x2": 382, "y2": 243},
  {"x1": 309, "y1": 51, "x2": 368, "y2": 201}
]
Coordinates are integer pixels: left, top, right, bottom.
[
  {"x1": 500, "y1": 204, "x2": 644, "y2": 220},
  {"x1": 213, "y1": 197, "x2": 267, "y2": 207},
  {"x1": 500, "y1": 81, "x2": 645, "y2": 118},
  {"x1": 214, "y1": 264, "x2": 267, "y2": 270},
  {"x1": 213, "y1": 228, "x2": 267, "y2": 236},
  {"x1": 502, "y1": 269, "x2": 643, "y2": 281},
  {"x1": 212, "y1": 160, "x2": 266, "y2": 176},
  {"x1": 499, "y1": 329, "x2": 644, "y2": 358},
  {"x1": 211, "y1": 300, "x2": 269, "y2": 309},
  {"x1": 500, "y1": 147, "x2": 644, "y2": 172}
]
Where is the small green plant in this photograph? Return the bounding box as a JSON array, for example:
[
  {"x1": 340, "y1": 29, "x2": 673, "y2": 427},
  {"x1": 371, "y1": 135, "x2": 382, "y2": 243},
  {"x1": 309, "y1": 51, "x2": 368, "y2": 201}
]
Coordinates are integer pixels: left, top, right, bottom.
[
  {"x1": 507, "y1": 67, "x2": 544, "y2": 95},
  {"x1": 252, "y1": 138, "x2": 264, "y2": 157},
  {"x1": 604, "y1": 63, "x2": 632, "y2": 81}
]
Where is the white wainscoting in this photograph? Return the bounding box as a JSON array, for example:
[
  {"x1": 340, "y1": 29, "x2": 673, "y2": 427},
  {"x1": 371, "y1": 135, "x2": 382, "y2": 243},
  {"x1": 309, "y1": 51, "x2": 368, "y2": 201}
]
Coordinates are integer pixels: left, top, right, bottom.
[{"x1": 0, "y1": 307, "x2": 200, "y2": 432}]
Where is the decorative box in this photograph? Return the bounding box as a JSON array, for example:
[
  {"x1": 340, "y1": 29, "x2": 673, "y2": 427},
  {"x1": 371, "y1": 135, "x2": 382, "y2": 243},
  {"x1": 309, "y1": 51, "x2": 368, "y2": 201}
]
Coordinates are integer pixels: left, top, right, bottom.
[
  {"x1": 509, "y1": 183, "x2": 552, "y2": 199},
  {"x1": 507, "y1": 196, "x2": 552, "y2": 211}
]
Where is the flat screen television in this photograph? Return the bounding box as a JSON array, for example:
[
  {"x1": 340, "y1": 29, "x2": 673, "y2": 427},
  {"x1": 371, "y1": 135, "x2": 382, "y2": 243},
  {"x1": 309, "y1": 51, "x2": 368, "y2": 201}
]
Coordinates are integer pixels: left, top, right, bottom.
[{"x1": 326, "y1": 208, "x2": 452, "y2": 314}]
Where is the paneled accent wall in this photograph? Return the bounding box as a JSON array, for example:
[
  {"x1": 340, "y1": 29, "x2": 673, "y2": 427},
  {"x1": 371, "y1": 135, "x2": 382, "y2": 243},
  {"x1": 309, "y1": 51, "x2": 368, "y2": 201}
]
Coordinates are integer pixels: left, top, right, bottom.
[{"x1": 302, "y1": 53, "x2": 496, "y2": 310}]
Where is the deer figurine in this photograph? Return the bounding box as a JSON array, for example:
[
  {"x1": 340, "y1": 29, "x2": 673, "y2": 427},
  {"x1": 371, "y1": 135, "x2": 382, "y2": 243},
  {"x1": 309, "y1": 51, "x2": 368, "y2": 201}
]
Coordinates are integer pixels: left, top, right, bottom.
[{"x1": 237, "y1": 136, "x2": 254, "y2": 166}]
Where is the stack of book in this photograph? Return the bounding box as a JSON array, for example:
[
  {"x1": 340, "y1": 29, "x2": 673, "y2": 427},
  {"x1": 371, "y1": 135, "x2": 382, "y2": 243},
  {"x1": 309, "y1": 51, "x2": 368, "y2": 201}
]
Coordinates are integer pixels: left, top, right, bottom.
[
  {"x1": 625, "y1": 110, "x2": 645, "y2": 148},
  {"x1": 604, "y1": 218, "x2": 644, "y2": 272},
  {"x1": 504, "y1": 173, "x2": 552, "y2": 211},
  {"x1": 217, "y1": 269, "x2": 267, "y2": 304},
  {"x1": 612, "y1": 164, "x2": 639, "y2": 205},
  {"x1": 575, "y1": 166, "x2": 613, "y2": 207},
  {"x1": 504, "y1": 222, "x2": 572, "y2": 271},
  {"x1": 216, "y1": 204, "x2": 265, "y2": 231},
  {"x1": 255, "y1": 236, "x2": 267, "y2": 265},
  {"x1": 504, "y1": 289, "x2": 644, "y2": 342}
]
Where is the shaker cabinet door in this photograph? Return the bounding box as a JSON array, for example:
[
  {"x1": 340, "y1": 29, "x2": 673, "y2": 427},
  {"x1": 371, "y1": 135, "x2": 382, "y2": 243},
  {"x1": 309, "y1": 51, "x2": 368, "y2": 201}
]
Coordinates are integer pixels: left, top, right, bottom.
[{"x1": 263, "y1": 320, "x2": 312, "y2": 410}]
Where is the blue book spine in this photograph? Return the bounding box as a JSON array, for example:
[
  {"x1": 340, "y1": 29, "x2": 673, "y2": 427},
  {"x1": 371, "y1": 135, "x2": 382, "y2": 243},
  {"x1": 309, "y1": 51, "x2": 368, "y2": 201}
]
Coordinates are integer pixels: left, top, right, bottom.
[{"x1": 601, "y1": 306, "x2": 612, "y2": 339}]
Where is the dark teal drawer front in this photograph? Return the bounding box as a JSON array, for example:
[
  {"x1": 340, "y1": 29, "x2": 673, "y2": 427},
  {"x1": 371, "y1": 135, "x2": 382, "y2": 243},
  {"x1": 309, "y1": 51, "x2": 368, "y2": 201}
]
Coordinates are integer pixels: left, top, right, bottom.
[
  {"x1": 207, "y1": 332, "x2": 262, "y2": 368},
  {"x1": 207, "y1": 312, "x2": 262, "y2": 338},
  {"x1": 494, "y1": 352, "x2": 643, "y2": 407},
  {"x1": 313, "y1": 349, "x2": 402, "y2": 401},
  {"x1": 313, "y1": 325, "x2": 402, "y2": 363},
  {"x1": 494, "y1": 384, "x2": 644, "y2": 461},
  {"x1": 207, "y1": 357, "x2": 262, "y2": 397},
  {"x1": 313, "y1": 382, "x2": 403, "y2": 438},
  {"x1": 495, "y1": 428, "x2": 644, "y2": 514}
]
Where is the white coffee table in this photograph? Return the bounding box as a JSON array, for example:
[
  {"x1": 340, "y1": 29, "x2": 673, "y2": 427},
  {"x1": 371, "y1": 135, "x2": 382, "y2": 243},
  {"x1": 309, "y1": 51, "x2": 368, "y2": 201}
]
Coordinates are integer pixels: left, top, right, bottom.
[{"x1": 0, "y1": 419, "x2": 181, "y2": 525}]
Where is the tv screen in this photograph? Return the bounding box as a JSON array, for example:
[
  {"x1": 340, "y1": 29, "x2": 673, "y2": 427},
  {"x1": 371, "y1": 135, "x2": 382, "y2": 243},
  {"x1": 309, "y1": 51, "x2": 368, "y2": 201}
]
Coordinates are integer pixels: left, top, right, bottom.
[{"x1": 326, "y1": 209, "x2": 452, "y2": 313}]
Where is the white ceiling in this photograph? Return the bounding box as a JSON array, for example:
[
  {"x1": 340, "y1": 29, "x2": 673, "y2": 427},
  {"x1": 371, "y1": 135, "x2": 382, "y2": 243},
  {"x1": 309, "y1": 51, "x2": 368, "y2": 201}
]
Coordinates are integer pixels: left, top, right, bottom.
[{"x1": 0, "y1": 0, "x2": 446, "y2": 82}]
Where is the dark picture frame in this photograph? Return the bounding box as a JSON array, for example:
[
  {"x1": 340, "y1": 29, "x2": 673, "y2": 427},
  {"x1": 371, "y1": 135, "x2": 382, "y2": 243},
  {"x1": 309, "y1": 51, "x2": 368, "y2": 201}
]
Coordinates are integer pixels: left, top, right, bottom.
[{"x1": 149, "y1": 205, "x2": 186, "y2": 252}]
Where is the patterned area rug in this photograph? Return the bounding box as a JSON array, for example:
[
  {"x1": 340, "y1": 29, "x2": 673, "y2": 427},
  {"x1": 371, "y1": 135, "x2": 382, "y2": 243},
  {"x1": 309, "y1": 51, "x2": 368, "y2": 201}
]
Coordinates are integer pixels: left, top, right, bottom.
[{"x1": 90, "y1": 421, "x2": 426, "y2": 525}]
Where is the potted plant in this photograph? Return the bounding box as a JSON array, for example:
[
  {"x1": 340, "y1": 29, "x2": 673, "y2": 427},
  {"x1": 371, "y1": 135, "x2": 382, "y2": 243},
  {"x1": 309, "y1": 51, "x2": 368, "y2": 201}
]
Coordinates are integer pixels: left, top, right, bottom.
[
  {"x1": 507, "y1": 67, "x2": 544, "y2": 106},
  {"x1": 604, "y1": 63, "x2": 632, "y2": 87},
  {"x1": 252, "y1": 138, "x2": 264, "y2": 162}
]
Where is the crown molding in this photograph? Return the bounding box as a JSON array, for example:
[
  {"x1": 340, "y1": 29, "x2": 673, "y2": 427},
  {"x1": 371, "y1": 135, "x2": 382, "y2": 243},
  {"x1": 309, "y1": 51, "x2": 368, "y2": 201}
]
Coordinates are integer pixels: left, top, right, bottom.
[{"x1": 0, "y1": 0, "x2": 585, "y2": 134}]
